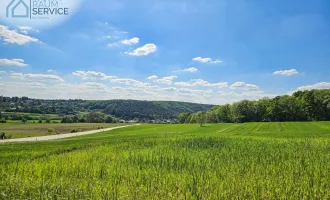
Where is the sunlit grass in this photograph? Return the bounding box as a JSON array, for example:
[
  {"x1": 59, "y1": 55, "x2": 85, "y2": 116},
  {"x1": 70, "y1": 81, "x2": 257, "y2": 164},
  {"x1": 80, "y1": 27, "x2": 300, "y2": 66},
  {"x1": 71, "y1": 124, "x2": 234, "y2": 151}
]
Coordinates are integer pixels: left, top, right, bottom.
[{"x1": 1, "y1": 122, "x2": 330, "y2": 199}]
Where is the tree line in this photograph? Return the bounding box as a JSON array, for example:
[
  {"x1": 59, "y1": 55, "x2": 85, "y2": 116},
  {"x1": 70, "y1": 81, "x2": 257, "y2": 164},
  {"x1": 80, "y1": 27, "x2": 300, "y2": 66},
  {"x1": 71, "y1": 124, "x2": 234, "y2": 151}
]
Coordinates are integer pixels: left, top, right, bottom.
[
  {"x1": 0, "y1": 97, "x2": 213, "y2": 120},
  {"x1": 178, "y1": 89, "x2": 330, "y2": 124}
]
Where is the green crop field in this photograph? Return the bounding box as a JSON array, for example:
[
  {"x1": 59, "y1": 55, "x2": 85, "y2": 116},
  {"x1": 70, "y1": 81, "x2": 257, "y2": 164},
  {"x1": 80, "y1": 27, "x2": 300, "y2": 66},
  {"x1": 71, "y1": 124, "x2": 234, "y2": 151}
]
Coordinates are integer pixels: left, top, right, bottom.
[
  {"x1": 2, "y1": 112, "x2": 61, "y2": 119},
  {"x1": 1, "y1": 122, "x2": 330, "y2": 199}
]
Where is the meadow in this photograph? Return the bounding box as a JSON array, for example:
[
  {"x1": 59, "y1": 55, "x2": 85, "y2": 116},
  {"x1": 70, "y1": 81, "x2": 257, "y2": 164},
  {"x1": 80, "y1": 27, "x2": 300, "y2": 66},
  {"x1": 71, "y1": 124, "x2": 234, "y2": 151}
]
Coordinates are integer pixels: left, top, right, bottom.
[
  {"x1": 2, "y1": 112, "x2": 61, "y2": 120},
  {"x1": 1, "y1": 122, "x2": 330, "y2": 199},
  {"x1": 0, "y1": 122, "x2": 122, "y2": 138}
]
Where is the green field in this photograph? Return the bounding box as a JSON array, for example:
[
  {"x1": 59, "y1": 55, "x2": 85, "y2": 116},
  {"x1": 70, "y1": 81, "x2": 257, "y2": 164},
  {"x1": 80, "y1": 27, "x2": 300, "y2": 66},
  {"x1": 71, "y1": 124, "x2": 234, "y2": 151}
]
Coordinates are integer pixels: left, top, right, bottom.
[
  {"x1": 1, "y1": 122, "x2": 330, "y2": 199},
  {"x1": 2, "y1": 112, "x2": 61, "y2": 119},
  {"x1": 0, "y1": 122, "x2": 122, "y2": 138}
]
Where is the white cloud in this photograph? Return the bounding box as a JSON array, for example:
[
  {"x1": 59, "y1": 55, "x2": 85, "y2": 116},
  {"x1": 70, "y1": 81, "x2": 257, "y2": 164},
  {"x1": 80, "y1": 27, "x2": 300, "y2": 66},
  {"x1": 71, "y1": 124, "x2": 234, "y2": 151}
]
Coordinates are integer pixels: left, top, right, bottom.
[
  {"x1": 17, "y1": 26, "x2": 39, "y2": 34},
  {"x1": 0, "y1": 59, "x2": 28, "y2": 67},
  {"x1": 182, "y1": 67, "x2": 198, "y2": 73},
  {"x1": 153, "y1": 76, "x2": 178, "y2": 85},
  {"x1": 0, "y1": 71, "x2": 6, "y2": 79},
  {"x1": 217, "y1": 91, "x2": 276, "y2": 103},
  {"x1": 121, "y1": 37, "x2": 139, "y2": 45},
  {"x1": 193, "y1": 57, "x2": 212, "y2": 63},
  {"x1": 210, "y1": 59, "x2": 223, "y2": 64},
  {"x1": 177, "y1": 88, "x2": 213, "y2": 95},
  {"x1": 175, "y1": 79, "x2": 228, "y2": 88},
  {"x1": 47, "y1": 69, "x2": 56, "y2": 73},
  {"x1": 72, "y1": 71, "x2": 116, "y2": 80},
  {"x1": 160, "y1": 87, "x2": 177, "y2": 92},
  {"x1": 147, "y1": 75, "x2": 158, "y2": 80},
  {"x1": 231, "y1": 82, "x2": 260, "y2": 90},
  {"x1": 10, "y1": 73, "x2": 64, "y2": 82},
  {"x1": 110, "y1": 78, "x2": 159, "y2": 90},
  {"x1": 273, "y1": 69, "x2": 299, "y2": 76},
  {"x1": 108, "y1": 37, "x2": 140, "y2": 47},
  {"x1": 18, "y1": 26, "x2": 33, "y2": 31},
  {"x1": 192, "y1": 57, "x2": 223, "y2": 64},
  {"x1": 125, "y1": 43, "x2": 157, "y2": 56},
  {"x1": 111, "y1": 78, "x2": 145, "y2": 86},
  {"x1": 0, "y1": 25, "x2": 39, "y2": 45},
  {"x1": 296, "y1": 82, "x2": 330, "y2": 91}
]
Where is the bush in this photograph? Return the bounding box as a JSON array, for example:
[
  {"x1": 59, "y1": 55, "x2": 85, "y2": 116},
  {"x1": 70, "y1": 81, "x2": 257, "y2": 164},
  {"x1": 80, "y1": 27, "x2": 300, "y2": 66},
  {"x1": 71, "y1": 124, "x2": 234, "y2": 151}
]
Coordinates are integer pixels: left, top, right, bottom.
[
  {"x1": 38, "y1": 120, "x2": 43, "y2": 124},
  {"x1": 0, "y1": 118, "x2": 6, "y2": 123},
  {"x1": 0, "y1": 132, "x2": 5, "y2": 140},
  {"x1": 0, "y1": 132, "x2": 12, "y2": 140},
  {"x1": 71, "y1": 129, "x2": 81, "y2": 133},
  {"x1": 48, "y1": 128, "x2": 55, "y2": 133}
]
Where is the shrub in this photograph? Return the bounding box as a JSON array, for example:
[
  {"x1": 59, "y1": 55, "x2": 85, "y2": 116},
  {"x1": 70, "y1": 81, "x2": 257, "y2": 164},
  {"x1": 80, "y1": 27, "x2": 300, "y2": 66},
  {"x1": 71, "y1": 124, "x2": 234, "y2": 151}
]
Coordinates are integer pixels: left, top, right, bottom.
[
  {"x1": 0, "y1": 132, "x2": 12, "y2": 140},
  {"x1": 0, "y1": 132, "x2": 5, "y2": 140},
  {"x1": 38, "y1": 120, "x2": 43, "y2": 124},
  {"x1": 0, "y1": 118, "x2": 6, "y2": 123},
  {"x1": 48, "y1": 128, "x2": 55, "y2": 133},
  {"x1": 71, "y1": 129, "x2": 81, "y2": 133}
]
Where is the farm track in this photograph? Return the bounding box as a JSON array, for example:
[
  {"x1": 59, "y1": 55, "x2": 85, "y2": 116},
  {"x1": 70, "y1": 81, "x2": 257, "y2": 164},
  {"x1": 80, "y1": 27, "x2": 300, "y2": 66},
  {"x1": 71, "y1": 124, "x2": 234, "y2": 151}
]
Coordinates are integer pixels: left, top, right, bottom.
[{"x1": 1, "y1": 124, "x2": 140, "y2": 143}]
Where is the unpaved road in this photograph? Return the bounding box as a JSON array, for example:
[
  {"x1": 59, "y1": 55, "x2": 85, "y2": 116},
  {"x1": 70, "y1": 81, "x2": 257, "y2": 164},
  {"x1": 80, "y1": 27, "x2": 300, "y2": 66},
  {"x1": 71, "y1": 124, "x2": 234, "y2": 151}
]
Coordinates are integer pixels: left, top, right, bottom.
[{"x1": 1, "y1": 124, "x2": 140, "y2": 143}]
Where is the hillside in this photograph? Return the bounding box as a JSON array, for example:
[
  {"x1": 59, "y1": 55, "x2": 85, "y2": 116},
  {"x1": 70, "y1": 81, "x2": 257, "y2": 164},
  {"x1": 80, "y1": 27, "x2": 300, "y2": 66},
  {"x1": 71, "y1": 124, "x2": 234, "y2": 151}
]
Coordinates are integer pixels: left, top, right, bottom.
[{"x1": 0, "y1": 97, "x2": 214, "y2": 120}]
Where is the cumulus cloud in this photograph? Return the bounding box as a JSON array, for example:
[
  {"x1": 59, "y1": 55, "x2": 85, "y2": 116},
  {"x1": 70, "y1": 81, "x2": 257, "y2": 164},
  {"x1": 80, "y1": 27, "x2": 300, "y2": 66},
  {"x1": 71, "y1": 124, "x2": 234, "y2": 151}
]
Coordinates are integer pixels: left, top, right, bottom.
[
  {"x1": 0, "y1": 71, "x2": 6, "y2": 79},
  {"x1": 153, "y1": 76, "x2": 178, "y2": 85},
  {"x1": 10, "y1": 73, "x2": 64, "y2": 82},
  {"x1": 0, "y1": 58, "x2": 28, "y2": 67},
  {"x1": 108, "y1": 37, "x2": 140, "y2": 47},
  {"x1": 160, "y1": 87, "x2": 177, "y2": 92},
  {"x1": 231, "y1": 82, "x2": 260, "y2": 90},
  {"x1": 125, "y1": 43, "x2": 157, "y2": 56},
  {"x1": 192, "y1": 57, "x2": 223, "y2": 64},
  {"x1": 0, "y1": 25, "x2": 39, "y2": 45},
  {"x1": 175, "y1": 79, "x2": 228, "y2": 88},
  {"x1": 296, "y1": 82, "x2": 330, "y2": 91},
  {"x1": 121, "y1": 37, "x2": 139, "y2": 45},
  {"x1": 147, "y1": 75, "x2": 158, "y2": 80},
  {"x1": 218, "y1": 91, "x2": 276, "y2": 102},
  {"x1": 17, "y1": 26, "x2": 39, "y2": 34},
  {"x1": 47, "y1": 69, "x2": 56, "y2": 73},
  {"x1": 72, "y1": 71, "x2": 116, "y2": 80},
  {"x1": 182, "y1": 67, "x2": 198, "y2": 73},
  {"x1": 210, "y1": 59, "x2": 223, "y2": 64},
  {"x1": 177, "y1": 88, "x2": 213, "y2": 95},
  {"x1": 111, "y1": 78, "x2": 145, "y2": 86},
  {"x1": 273, "y1": 69, "x2": 299, "y2": 76}
]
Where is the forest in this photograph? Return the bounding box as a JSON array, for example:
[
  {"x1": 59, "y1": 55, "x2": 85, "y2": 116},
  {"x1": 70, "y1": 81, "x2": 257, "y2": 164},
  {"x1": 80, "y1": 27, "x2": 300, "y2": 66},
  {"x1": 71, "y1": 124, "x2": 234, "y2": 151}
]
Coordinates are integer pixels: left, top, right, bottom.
[
  {"x1": 178, "y1": 89, "x2": 330, "y2": 124},
  {"x1": 0, "y1": 97, "x2": 213, "y2": 121}
]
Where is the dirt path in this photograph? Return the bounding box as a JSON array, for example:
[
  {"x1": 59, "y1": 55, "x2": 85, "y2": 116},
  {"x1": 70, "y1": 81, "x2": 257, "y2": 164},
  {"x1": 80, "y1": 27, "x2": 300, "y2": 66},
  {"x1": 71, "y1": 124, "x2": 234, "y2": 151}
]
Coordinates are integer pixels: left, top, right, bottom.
[{"x1": 1, "y1": 124, "x2": 140, "y2": 143}]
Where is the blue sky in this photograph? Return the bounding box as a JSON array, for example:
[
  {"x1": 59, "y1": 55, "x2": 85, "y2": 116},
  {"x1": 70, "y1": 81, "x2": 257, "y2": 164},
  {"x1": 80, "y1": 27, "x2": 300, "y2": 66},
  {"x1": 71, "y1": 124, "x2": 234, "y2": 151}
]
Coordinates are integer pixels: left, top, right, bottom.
[{"x1": 0, "y1": 0, "x2": 330, "y2": 104}]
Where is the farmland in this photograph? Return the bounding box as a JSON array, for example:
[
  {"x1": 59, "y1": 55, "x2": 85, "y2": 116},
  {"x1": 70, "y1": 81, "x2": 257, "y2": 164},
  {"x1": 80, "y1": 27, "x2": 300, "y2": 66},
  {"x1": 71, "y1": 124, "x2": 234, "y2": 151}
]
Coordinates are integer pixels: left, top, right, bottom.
[
  {"x1": 0, "y1": 122, "x2": 122, "y2": 138},
  {"x1": 1, "y1": 122, "x2": 330, "y2": 199}
]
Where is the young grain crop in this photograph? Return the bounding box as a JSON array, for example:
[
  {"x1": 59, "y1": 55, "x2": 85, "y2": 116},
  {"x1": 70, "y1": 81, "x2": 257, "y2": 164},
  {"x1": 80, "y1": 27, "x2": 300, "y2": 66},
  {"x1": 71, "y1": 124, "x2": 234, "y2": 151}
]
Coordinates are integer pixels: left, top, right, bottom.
[{"x1": 1, "y1": 122, "x2": 330, "y2": 199}]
